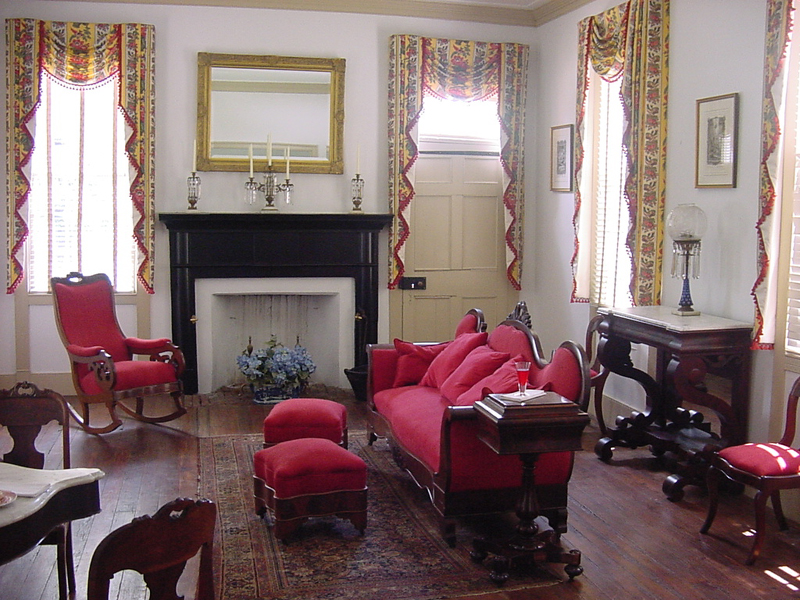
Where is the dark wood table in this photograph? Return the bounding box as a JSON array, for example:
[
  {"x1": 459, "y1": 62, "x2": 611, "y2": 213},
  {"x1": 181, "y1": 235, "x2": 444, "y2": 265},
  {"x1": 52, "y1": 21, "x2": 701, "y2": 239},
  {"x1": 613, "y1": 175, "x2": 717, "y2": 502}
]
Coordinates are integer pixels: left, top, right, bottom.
[
  {"x1": 0, "y1": 464, "x2": 103, "y2": 566},
  {"x1": 593, "y1": 306, "x2": 752, "y2": 500},
  {"x1": 471, "y1": 392, "x2": 590, "y2": 584}
]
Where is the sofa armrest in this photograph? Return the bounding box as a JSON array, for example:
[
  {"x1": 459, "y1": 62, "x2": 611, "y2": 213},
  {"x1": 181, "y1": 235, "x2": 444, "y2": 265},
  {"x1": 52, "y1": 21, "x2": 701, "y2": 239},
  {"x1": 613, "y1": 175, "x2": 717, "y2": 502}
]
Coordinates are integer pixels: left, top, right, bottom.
[{"x1": 367, "y1": 344, "x2": 398, "y2": 405}]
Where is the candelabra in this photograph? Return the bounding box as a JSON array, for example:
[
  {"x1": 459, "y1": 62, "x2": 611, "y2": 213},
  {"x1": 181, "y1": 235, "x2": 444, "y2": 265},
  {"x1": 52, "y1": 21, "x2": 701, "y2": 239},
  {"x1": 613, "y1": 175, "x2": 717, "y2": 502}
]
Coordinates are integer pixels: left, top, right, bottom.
[
  {"x1": 187, "y1": 172, "x2": 201, "y2": 210},
  {"x1": 667, "y1": 203, "x2": 707, "y2": 316},
  {"x1": 245, "y1": 168, "x2": 293, "y2": 211},
  {"x1": 351, "y1": 173, "x2": 364, "y2": 212}
]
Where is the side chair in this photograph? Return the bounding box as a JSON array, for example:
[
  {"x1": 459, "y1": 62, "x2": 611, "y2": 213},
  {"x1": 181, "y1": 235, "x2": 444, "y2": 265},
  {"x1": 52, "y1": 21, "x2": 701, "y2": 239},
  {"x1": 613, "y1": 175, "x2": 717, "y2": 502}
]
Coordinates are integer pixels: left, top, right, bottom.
[
  {"x1": 701, "y1": 375, "x2": 800, "y2": 564},
  {"x1": 87, "y1": 497, "x2": 217, "y2": 600},
  {"x1": 0, "y1": 381, "x2": 75, "y2": 600},
  {"x1": 51, "y1": 272, "x2": 187, "y2": 434}
]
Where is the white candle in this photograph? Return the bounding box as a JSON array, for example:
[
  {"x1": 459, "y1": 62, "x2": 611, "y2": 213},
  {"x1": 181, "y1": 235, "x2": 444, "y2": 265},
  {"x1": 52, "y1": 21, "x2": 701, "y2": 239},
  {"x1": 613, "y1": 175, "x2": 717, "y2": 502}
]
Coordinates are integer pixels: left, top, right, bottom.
[
  {"x1": 267, "y1": 134, "x2": 272, "y2": 167},
  {"x1": 192, "y1": 140, "x2": 197, "y2": 173},
  {"x1": 356, "y1": 144, "x2": 360, "y2": 174},
  {"x1": 285, "y1": 148, "x2": 290, "y2": 178},
  {"x1": 249, "y1": 144, "x2": 253, "y2": 178}
]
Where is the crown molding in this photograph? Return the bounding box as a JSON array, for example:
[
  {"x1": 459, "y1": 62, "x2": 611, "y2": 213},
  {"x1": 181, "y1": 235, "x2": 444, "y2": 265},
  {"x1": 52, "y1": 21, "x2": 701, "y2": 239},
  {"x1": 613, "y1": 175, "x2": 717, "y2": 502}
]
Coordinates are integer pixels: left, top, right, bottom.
[{"x1": 43, "y1": 0, "x2": 594, "y2": 27}]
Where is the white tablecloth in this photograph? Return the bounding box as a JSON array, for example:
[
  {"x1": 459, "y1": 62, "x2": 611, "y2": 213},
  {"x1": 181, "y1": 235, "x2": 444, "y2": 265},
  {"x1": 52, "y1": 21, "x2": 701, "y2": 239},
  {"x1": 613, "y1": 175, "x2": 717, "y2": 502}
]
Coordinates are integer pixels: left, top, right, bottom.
[{"x1": 0, "y1": 463, "x2": 105, "y2": 527}]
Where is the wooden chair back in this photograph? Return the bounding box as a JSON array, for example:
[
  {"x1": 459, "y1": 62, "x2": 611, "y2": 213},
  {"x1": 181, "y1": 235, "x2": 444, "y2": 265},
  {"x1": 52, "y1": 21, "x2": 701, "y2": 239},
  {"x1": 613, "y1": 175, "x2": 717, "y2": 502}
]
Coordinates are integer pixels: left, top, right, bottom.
[
  {"x1": 0, "y1": 381, "x2": 74, "y2": 599},
  {"x1": 0, "y1": 381, "x2": 70, "y2": 469},
  {"x1": 87, "y1": 498, "x2": 217, "y2": 600},
  {"x1": 777, "y1": 375, "x2": 800, "y2": 448}
]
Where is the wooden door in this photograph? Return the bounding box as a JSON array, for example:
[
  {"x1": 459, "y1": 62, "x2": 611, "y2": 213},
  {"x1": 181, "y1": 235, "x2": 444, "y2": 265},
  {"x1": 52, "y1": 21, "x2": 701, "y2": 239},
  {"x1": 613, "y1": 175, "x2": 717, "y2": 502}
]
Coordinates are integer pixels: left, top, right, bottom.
[{"x1": 390, "y1": 151, "x2": 516, "y2": 342}]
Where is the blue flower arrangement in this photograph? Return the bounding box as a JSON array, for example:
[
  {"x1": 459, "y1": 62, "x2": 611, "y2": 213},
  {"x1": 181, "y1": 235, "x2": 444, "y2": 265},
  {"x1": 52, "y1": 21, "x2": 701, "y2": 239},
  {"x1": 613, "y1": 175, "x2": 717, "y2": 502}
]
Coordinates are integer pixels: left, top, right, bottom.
[{"x1": 236, "y1": 335, "x2": 316, "y2": 396}]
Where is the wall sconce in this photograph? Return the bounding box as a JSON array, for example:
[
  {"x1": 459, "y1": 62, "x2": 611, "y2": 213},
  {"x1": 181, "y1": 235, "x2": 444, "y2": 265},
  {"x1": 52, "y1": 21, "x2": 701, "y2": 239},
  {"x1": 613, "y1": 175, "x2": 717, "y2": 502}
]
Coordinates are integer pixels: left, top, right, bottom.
[{"x1": 667, "y1": 203, "x2": 707, "y2": 316}]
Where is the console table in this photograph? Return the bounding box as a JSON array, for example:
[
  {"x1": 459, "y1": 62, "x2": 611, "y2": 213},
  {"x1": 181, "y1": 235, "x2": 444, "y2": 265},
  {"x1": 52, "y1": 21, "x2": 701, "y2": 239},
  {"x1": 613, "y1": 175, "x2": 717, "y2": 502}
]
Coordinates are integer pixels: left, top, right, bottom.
[
  {"x1": 593, "y1": 306, "x2": 752, "y2": 500},
  {"x1": 159, "y1": 212, "x2": 393, "y2": 394},
  {"x1": 471, "y1": 392, "x2": 589, "y2": 584}
]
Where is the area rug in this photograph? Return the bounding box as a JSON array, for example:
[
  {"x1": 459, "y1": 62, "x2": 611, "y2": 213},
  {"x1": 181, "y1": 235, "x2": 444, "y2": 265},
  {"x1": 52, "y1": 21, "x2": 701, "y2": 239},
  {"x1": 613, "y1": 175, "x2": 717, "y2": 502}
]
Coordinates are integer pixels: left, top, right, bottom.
[{"x1": 197, "y1": 432, "x2": 562, "y2": 600}]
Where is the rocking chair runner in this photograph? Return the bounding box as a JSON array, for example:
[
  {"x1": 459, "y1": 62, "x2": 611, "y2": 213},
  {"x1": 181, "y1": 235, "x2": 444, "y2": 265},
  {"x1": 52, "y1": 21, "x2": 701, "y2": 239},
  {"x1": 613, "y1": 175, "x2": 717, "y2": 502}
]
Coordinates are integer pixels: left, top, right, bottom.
[{"x1": 51, "y1": 272, "x2": 187, "y2": 434}]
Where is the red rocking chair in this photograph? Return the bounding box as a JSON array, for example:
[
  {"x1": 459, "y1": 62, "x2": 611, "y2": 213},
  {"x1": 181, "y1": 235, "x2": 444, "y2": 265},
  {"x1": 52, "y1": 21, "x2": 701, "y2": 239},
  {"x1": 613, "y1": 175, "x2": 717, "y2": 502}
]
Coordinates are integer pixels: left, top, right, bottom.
[{"x1": 51, "y1": 272, "x2": 187, "y2": 434}]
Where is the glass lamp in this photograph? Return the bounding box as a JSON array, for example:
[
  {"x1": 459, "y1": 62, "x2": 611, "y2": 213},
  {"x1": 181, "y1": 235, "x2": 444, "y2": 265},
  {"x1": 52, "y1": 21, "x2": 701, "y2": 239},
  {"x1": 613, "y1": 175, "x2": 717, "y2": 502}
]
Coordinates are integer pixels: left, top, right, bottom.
[{"x1": 666, "y1": 203, "x2": 707, "y2": 316}]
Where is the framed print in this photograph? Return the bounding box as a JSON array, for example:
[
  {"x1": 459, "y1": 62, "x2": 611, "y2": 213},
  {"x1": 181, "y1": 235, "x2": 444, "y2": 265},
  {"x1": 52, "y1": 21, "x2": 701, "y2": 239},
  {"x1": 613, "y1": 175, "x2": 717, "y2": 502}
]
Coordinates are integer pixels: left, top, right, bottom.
[
  {"x1": 695, "y1": 93, "x2": 739, "y2": 188},
  {"x1": 550, "y1": 124, "x2": 574, "y2": 192}
]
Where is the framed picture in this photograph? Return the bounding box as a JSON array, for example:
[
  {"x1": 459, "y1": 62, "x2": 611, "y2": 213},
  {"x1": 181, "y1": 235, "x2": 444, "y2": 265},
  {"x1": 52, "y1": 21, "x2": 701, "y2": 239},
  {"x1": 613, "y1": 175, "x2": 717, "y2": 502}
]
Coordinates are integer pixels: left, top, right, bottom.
[
  {"x1": 550, "y1": 124, "x2": 574, "y2": 192},
  {"x1": 695, "y1": 93, "x2": 739, "y2": 188}
]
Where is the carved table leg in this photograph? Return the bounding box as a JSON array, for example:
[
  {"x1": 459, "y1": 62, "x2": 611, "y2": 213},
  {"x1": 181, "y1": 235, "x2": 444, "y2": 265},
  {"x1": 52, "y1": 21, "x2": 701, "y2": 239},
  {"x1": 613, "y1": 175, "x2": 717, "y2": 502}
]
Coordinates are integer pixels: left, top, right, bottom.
[{"x1": 471, "y1": 454, "x2": 582, "y2": 584}]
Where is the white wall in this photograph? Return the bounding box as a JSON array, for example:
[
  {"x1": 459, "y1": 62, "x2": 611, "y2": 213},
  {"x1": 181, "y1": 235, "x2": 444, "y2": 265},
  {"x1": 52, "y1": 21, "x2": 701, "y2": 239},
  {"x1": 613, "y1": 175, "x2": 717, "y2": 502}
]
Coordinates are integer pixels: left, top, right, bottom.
[
  {"x1": 528, "y1": 0, "x2": 773, "y2": 442},
  {"x1": 0, "y1": 0, "x2": 779, "y2": 446},
  {"x1": 0, "y1": 0, "x2": 535, "y2": 379}
]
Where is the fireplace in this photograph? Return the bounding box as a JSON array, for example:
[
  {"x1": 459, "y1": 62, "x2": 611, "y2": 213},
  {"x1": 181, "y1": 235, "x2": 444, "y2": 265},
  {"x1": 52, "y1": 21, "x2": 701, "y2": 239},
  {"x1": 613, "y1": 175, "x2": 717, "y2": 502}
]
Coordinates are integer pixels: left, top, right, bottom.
[{"x1": 159, "y1": 212, "x2": 393, "y2": 394}]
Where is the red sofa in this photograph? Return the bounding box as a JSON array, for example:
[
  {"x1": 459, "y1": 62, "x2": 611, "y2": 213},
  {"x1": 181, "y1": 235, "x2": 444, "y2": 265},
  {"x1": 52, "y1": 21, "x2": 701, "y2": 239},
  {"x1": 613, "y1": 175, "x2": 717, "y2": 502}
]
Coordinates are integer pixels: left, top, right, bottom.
[{"x1": 366, "y1": 309, "x2": 589, "y2": 546}]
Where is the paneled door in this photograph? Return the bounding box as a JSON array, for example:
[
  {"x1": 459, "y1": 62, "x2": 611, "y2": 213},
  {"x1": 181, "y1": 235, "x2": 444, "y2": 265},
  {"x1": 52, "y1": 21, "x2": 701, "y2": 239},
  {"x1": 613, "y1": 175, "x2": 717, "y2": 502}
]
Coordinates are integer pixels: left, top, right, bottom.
[{"x1": 391, "y1": 152, "x2": 516, "y2": 342}]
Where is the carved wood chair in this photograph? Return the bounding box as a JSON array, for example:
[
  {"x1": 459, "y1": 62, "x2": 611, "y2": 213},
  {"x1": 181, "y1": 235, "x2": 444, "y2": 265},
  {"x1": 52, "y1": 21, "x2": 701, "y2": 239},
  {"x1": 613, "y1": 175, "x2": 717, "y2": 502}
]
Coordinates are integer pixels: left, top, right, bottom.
[
  {"x1": 701, "y1": 375, "x2": 800, "y2": 564},
  {"x1": 0, "y1": 381, "x2": 75, "y2": 600},
  {"x1": 87, "y1": 497, "x2": 216, "y2": 600},
  {"x1": 51, "y1": 272, "x2": 187, "y2": 434},
  {"x1": 585, "y1": 314, "x2": 611, "y2": 424}
]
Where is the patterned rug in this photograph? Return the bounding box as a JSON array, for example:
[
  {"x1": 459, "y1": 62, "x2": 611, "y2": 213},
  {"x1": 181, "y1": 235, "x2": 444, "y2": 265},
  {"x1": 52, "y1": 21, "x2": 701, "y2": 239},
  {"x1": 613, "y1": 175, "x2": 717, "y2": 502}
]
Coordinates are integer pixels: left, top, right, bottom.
[{"x1": 197, "y1": 432, "x2": 561, "y2": 600}]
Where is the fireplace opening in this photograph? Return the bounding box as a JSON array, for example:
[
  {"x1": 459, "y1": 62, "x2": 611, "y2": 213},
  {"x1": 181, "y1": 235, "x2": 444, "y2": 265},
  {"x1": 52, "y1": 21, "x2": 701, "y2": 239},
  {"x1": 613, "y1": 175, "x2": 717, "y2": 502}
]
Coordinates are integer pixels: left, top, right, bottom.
[{"x1": 195, "y1": 278, "x2": 355, "y2": 394}]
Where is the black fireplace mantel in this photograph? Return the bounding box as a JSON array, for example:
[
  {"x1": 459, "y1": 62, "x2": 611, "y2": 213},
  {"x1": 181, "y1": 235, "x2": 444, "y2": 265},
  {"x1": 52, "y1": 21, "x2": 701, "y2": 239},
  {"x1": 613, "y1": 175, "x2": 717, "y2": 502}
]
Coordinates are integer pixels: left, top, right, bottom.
[{"x1": 159, "y1": 212, "x2": 393, "y2": 394}]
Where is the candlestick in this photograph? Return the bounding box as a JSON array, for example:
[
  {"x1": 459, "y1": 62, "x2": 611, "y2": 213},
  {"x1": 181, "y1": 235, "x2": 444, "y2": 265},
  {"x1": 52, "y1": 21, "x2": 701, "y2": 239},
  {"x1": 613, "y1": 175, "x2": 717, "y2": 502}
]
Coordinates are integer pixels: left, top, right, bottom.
[
  {"x1": 267, "y1": 134, "x2": 272, "y2": 167},
  {"x1": 192, "y1": 140, "x2": 197, "y2": 173},
  {"x1": 356, "y1": 144, "x2": 360, "y2": 174},
  {"x1": 285, "y1": 148, "x2": 290, "y2": 178},
  {"x1": 249, "y1": 144, "x2": 254, "y2": 178}
]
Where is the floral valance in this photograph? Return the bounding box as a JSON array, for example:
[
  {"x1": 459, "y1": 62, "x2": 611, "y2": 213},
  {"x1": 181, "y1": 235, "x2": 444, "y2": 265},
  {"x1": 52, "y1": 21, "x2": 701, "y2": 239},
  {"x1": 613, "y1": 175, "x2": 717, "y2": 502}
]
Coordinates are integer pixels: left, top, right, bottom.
[
  {"x1": 5, "y1": 19, "x2": 156, "y2": 293},
  {"x1": 388, "y1": 35, "x2": 528, "y2": 290}
]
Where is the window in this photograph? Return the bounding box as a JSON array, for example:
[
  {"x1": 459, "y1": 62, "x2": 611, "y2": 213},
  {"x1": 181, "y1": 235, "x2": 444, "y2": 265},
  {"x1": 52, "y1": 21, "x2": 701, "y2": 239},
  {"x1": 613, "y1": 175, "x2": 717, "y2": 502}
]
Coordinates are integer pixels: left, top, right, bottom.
[
  {"x1": 27, "y1": 74, "x2": 137, "y2": 293},
  {"x1": 781, "y1": 28, "x2": 800, "y2": 358},
  {"x1": 418, "y1": 95, "x2": 501, "y2": 148},
  {"x1": 584, "y1": 72, "x2": 633, "y2": 308}
]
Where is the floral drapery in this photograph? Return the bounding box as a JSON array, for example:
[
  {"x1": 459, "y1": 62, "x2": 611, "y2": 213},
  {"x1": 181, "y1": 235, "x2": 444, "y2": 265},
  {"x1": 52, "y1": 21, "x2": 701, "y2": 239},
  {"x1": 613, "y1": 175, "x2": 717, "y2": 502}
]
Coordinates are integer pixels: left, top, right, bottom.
[
  {"x1": 751, "y1": 0, "x2": 794, "y2": 349},
  {"x1": 5, "y1": 19, "x2": 156, "y2": 294},
  {"x1": 388, "y1": 35, "x2": 528, "y2": 290},
  {"x1": 571, "y1": 0, "x2": 669, "y2": 306}
]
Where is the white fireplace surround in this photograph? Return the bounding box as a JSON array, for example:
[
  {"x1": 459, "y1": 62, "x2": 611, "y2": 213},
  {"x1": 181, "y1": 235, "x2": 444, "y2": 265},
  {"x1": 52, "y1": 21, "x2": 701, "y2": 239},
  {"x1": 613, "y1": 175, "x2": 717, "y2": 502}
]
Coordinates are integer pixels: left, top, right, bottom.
[{"x1": 195, "y1": 277, "x2": 355, "y2": 394}]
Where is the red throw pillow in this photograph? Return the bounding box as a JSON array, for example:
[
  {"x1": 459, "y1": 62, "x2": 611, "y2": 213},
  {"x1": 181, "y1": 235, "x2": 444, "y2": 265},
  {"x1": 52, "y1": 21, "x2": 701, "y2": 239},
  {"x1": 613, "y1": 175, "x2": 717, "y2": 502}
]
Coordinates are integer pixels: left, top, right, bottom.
[
  {"x1": 455, "y1": 354, "x2": 524, "y2": 406},
  {"x1": 440, "y1": 346, "x2": 510, "y2": 403},
  {"x1": 392, "y1": 339, "x2": 450, "y2": 387},
  {"x1": 419, "y1": 332, "x2": 489, "y2": 389}
]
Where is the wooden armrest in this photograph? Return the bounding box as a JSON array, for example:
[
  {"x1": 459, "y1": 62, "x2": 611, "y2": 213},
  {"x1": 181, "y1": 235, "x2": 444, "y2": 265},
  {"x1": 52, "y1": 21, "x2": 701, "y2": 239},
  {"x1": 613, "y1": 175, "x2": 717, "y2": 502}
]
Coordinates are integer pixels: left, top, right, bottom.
[
  {"x1": 67, "y1": 347, "x2": 116, "y2": 392},
  {"x1": 124, "y1": 338, "x2": 185, "y2": 377}
]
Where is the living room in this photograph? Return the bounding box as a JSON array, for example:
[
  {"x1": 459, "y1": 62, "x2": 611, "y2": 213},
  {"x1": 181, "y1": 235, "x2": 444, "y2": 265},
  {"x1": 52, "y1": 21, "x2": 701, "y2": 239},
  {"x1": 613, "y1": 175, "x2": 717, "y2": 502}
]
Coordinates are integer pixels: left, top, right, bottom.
[{"x1": 0, "y1": 0, "x2": 794, "y2": 598}]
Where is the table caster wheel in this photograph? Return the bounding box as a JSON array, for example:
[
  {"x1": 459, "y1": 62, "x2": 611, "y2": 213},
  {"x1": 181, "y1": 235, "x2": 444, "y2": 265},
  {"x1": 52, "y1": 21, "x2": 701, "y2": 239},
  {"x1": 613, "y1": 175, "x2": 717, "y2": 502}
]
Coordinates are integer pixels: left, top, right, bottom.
[{"x1": 594, "y1": 437, "x2": 615, "y2": 462}]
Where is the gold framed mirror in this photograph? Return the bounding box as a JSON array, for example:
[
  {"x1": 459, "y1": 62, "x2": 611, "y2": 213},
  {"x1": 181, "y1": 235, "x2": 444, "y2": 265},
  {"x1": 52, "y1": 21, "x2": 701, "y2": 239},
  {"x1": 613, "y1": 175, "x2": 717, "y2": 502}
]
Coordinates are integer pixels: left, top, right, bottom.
[{"x1": 196, "y1": 52, "x2": 345, "y2": 174}]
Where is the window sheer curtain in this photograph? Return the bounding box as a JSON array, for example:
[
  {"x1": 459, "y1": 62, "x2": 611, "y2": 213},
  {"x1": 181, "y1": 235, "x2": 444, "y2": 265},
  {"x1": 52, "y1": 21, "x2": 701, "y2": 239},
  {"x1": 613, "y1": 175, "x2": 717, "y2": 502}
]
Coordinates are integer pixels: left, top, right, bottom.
[
  {"x1": 5, "y1": 19, "x2": 156, "y2": 294},
  {"x1": 571, "y1": 0, "x2": 669, "y2": 306},
  {"x1": 752, "y1": 0, "x2": 795, "y2": 349},
  {"x1": 387, "y1": 35, "x2": 528, "y2": 290}
]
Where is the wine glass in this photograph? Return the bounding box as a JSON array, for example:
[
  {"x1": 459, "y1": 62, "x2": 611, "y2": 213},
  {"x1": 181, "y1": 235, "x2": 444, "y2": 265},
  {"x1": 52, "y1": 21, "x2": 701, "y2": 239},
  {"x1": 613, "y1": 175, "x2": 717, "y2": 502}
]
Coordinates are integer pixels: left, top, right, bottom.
[{"x1": 515, "y1": 361, "x2": 531, "y2": 396}]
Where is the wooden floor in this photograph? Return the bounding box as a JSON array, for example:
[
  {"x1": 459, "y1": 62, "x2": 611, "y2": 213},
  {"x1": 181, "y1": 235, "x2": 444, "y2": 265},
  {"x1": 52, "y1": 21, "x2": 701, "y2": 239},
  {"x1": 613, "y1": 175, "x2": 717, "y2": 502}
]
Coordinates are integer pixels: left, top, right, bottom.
[{"x1": 2, "y1": 392, "x2": 800, "y2": 599}]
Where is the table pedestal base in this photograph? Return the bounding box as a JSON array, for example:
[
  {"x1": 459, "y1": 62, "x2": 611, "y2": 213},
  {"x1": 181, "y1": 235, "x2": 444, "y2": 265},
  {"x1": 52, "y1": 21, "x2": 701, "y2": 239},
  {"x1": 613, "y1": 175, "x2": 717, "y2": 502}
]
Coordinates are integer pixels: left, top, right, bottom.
[
  {"x1": 469, "y1": 453, "x2": 582, "y2": 584},
  {"x1": 470, "y1": 516, "x2": 583, "y2": 584}
]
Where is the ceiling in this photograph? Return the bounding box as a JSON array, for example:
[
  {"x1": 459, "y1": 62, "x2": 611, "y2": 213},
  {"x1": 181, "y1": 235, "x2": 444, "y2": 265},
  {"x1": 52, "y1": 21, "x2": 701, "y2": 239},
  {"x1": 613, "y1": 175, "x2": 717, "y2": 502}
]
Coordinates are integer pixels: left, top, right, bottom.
[{"x1": 56, "y1": 0, "x2": 595, "y2": 27}]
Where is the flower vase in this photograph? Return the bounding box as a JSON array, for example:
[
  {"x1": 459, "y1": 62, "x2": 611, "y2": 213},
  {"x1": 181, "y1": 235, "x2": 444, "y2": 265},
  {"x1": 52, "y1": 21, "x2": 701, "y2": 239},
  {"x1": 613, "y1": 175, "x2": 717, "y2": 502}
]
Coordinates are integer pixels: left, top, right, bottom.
[{"x1": 251, "y1": 384, "x2": 301, "y2": 405}]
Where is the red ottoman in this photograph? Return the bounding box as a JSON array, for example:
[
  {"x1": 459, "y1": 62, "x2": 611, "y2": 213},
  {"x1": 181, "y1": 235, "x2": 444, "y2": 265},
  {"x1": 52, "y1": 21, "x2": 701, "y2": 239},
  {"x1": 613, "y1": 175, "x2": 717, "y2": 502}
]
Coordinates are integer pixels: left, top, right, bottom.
[
  {"x1": 253, "y1": 438, "x2": 368, "y2": 541},
  {"x1": 262, "y1": 397, "x2": 348, "y2": 448}
]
